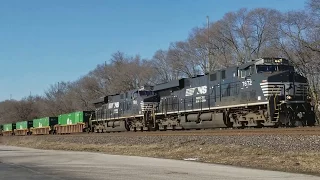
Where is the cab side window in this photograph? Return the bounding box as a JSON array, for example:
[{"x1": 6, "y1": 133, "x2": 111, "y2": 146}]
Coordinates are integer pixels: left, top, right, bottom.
[
  {"x1": 221, "y1": 70, "x2": 226, "y2": 79},
  {"x1": 240, "y1": 65, "x2": 255, "y2": 78},
  {"x1": 241, "y1": 69, "x2": 246, "y2": 78},
  {"x1": 210, "y1": 73, "x2": 217, "y2": 81}
]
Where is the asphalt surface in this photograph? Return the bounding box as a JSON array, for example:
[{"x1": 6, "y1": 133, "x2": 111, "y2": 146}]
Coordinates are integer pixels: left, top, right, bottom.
[{"x1": 0, "y1": 145, "x2": 319, "y2": 180}]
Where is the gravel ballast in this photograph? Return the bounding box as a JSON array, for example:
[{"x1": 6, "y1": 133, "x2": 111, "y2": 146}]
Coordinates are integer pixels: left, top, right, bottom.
[{"x1": 4, "y1": 134, "x2": 320, "y2": 152}]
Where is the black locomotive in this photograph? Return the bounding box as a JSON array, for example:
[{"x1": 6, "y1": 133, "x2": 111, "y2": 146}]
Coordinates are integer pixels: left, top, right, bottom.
[{"x1": 92, "y1": 57, "x2": 316, "y2": 132}]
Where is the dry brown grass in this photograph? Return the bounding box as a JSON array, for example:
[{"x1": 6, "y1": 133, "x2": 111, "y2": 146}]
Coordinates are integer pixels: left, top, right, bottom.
[{"x1": 1, "y1": 136, "x2": 320, "y2": 176}]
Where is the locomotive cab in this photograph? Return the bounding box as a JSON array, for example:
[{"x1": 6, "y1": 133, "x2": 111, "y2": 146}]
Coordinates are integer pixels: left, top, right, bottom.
[
  {"x1": 239, "y1": 58, "x2": 294, "y2": 78},
  {"x1": 240, "y1": 58, "x2": 308, "y2": 102},
  {"x1": 132, "y1": 89, "x2": 159, "y2": 113},
  {"x1": 253, "y1": 58, "x2": 309, "y2": 102},
  {"x1": 245, "y1": 58, "x2": 315, "y2": 126}
]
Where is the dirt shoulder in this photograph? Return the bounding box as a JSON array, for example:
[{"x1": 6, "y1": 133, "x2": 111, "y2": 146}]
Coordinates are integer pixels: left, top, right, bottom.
[{"x1": 1, "y1": 134, "x2": 320, "y2": 176}]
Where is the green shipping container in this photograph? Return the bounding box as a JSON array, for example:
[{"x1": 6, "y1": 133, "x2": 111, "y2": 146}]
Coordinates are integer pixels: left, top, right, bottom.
[
  {"x1": 58, "y1": 111, "x2": 93, "y2": 125},
  {"x1": 16, "y1": 121, "x2": 27, "y2": 130},
  {"x1": 33, "y1": 117, "x2": 58, "y2": 128},
  {"x1": 16, "y1": 121, "x2": 33, "y2": 130},
  {"x1": 3, "y1": 123, "x2": 16, "y2": 132}
]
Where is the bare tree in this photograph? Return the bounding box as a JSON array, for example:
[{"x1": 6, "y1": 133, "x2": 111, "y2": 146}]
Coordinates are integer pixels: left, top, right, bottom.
[
  {"x1": 1, "y1": 2, "x2": 319, "y2": 123},
  {"x1": 0, "y1": 100, "x2": 19, "y2": 124},
  {"x1": 0, "y1": 96, "x2": 44, "y2": 124},
  {"x1": 212, "y1": 8, "x2": 282, "y2": 64},
  {"x1": 278, "y1": 9, "x2": 320, "y2": 119},
  {"x1": 167, "y1": 41, "x2": 201, "y2": 77},
  {"x1": 43, "y1": 81, "x2": 75, "y2": 115},
  {"x1": 307, "y1": 0, "x2": 320, "y2": 16}
]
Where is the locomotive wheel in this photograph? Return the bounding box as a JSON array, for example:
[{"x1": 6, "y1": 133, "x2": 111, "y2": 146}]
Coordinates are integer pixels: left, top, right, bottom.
[
  {"x1": 172, "y1": 125, "x2": 176, "y2": 131},
  {"x1": 255, "y1": 121, "x2": 263, "y2": 128},
  {"x1": 273, "y1": 122, "x2": 280, "y2": 128},
  {"x1": 124, "y1": 120, "x2": 130, "y2": 131}
]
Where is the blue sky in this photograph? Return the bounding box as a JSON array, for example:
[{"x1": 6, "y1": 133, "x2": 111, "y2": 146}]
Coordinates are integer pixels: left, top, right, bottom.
[{"x1": 0, "y1": 0, "x2": 306, "y2": 101}]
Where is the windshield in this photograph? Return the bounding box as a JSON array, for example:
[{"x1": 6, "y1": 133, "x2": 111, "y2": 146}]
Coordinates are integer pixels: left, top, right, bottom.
[
  {"x1": 256, "y1": 65, "x2": 294, "y2": 73},
  {"x1": 139, "y1": 91, "x2": 153, "y2": 96},
  {"x1": 278, "y1": 65, "x2": 294, "y2": 71}
]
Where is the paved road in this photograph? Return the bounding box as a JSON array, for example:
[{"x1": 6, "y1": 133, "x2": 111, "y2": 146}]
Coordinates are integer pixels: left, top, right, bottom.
[{"x1": 0, "y1": 145, "x2": 319, "y2": 180}]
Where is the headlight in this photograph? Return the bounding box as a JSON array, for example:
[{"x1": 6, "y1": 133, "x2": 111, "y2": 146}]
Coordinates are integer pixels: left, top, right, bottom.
[{"x1": 286, "y1": 95, "x2": 292, "y2": 100}]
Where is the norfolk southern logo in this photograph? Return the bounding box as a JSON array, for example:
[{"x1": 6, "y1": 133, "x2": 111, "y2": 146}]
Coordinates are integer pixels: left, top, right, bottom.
[
  {"x1": 186, "y1": 86, "x2": 207, "y2": 97},
  {"x1": 108, "y1": 102, "x2": 120, "y2": 109}
]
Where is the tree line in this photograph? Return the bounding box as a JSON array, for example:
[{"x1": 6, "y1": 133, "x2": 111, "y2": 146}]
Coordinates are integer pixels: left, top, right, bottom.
[{"x1": 0, "y1": 0, "x2": 319, "y2": 124}]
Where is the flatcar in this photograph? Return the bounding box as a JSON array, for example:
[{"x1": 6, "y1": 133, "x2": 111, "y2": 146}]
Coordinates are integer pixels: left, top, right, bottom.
[
  {"x1": 92, "y1": 57, "x2": 316, "y2": 132},
  {"x1": 14, "y1": 121, "x2": 33, "y2": 135},
  {"x1": 31, "y1": 117, "x2": 58, "y2": 135},
  {"x1": 2, "y1": 123, "x2": 16, "y2": 136}
]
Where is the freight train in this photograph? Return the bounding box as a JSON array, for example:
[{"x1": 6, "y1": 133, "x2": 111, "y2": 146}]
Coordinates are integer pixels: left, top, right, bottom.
[
  {"x1": 0, "y1": 57, "x2": 316, "y2": 136},
  {"x1": 92, "y1": 57, "x2": 316, "y2": 132}
]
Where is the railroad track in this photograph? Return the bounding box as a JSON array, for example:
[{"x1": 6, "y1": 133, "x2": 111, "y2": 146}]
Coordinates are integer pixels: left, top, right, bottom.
[{"x1": 59, "y1": 126, "x2": 320, "y2": 137}]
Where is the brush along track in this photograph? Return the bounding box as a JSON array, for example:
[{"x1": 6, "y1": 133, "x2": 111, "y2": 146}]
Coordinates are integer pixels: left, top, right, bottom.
[{"x1": 60, "y1": 126, "x2": 320, "y2": 137}]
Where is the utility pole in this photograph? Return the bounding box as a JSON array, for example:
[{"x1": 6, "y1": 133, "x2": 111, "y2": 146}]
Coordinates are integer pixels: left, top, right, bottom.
[
  {"x1": 57, "y1": 82, "x2": 60, "y2": 95},
  {"x1": 207, "y1": 16, "x2": 211, "y2": 74}
]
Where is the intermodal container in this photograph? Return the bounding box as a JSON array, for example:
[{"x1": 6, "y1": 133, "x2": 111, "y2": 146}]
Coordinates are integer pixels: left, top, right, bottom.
[
  {"x1": 16, "y1": 121, "x2": 27, "y2": 130},
  {"x1": 16, "y1": 121, "x2": 33, "y2": 130},
  {"x1": 33, "y1": 117, "x2": 58, "y2": 128},
  {"x1": 58, "y1": 111, "x2": 93, "y2": 125},
  {"x1": 3, "y1": 123, "x2": 16, "y2": 132}
]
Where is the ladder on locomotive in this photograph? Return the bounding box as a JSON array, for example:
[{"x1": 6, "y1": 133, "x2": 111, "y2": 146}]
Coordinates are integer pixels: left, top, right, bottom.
[
  {"x1": 268, "y1": 85, "x2": 282, "y2": 122},
  {"x1": 142, "y1": 103, "x2": 157, "y2": 130}
]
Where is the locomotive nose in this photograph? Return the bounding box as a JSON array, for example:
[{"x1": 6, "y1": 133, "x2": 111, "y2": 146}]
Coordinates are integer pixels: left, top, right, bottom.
[
  {"x1": 266, "y1": 71, "x2": 308, "y2": 100},
  {"x1": 267, "y1": 71, "x2": 308, "y2": 84}
]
